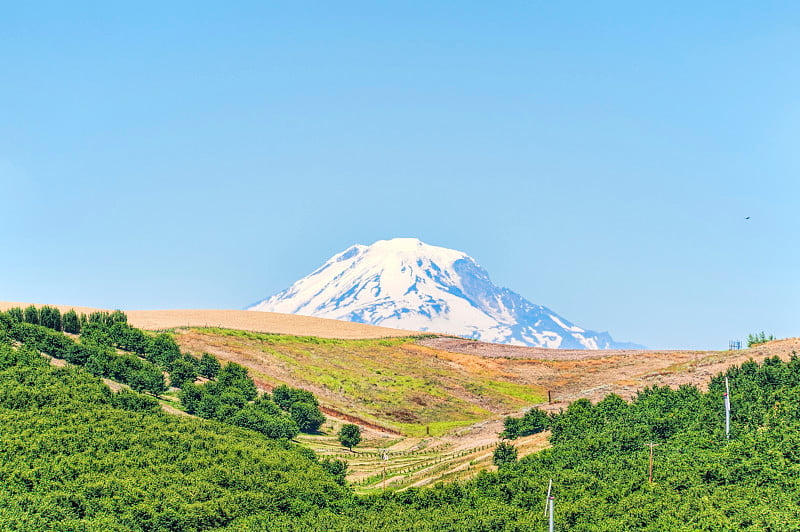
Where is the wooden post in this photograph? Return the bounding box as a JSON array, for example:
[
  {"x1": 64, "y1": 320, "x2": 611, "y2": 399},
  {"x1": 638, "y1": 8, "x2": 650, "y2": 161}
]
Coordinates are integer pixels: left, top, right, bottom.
[{"x1": 548, "y1": 390, "x2": 552, "y2": 404}]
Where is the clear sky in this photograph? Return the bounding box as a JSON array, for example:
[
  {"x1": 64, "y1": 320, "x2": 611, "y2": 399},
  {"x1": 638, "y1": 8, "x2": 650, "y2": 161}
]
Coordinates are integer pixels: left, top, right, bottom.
[{"x1": 1, "y1": 2, "x2": 797, "y2": 349}]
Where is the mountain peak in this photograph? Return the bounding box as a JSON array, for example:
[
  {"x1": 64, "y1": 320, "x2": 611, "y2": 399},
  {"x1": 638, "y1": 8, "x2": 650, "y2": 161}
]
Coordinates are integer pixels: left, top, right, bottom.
[{"x1": 249, "y1": 239, "x2": 640, "y2": 349}]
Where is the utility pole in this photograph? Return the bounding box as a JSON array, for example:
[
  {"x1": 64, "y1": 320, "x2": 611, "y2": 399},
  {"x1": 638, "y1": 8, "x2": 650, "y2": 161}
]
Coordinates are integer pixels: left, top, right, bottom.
[
  {"x1": 724, "y1": 377, "x2": 731, "y2": 440},
  {"x1": 646, "y1": 443, "x2": 659, "y2": 484},
  {"x1": 548, "y1": 495, "x2": 554, "y2": 532}
]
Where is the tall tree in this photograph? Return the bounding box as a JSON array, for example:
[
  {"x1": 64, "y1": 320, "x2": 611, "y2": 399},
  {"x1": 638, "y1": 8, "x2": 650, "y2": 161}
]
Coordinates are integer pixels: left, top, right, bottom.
[
  {"x1": 290, "y1": 402, "x2": 326, "y2": 433},
  {"x1": 198, "y1": 353, "x2": 221, "y2": 379},
  {"x1": 169, "y1": 358, "x2": 198, "y2": 389},
  {"x1": 23, "y1": 305, "x2": 39, "y2": 325},
  {"x1": 62, "y1": 309, "x2": 81, "y2": 334},
  {"x1": 6, "y1": 307, "x2": 23, "y2": 322},
  {"x1": 39, "y1": 306, "x2": 62, "y2": 331},
  {"x1": 493, "y1": 441, "x2": 518, "y2": 468},
  {"x1": 338, "y1": 424, "x2": 362, "y2": 451}
]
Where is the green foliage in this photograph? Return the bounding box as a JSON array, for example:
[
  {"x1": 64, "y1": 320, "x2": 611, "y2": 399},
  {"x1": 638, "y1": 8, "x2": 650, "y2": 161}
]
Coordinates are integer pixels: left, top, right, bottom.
[
  {"x1": 109, "y1": 322, "x2": 149, "y2": 355},
  {"x1": 338, "y1": 424, "x2": 362, "y2": 450},
  {"x1": 87, "y1": 309, "x2": 128, "y2": 327},
  {"x1": 6, "y1": 307, "x2": 800, "y2": 530},
  {"x1": 147, "y1": 332, "x2": 181, "y2": 368},
  {"x1": 38, "y1": 305, "x2": 62, "y2": 331},
  {"x1": 6, "y1": 306, "x2": 23, "y2": 323},
  {"x1": 272, "y1": 384, "x2": 325, "y2": 434},
  {"x1": 80, "y1": 322, "x2": 114, "y2": 347},
  {"x1": 273, "y1": 384, "x2": 319, "y2": 409},
  {"x1": 179, "y1": 381, "x2": 299, "y2": 440},
  {"x1": 492, "y1": 441, "x2": 518, "y2": 468},
  {"x1": 0, "y1": 342, "x2": 348, "y2": 530},
  {"x1": 320, "y1": 458, "x2": 348, "y2": 486},
  {"x1": 290, "y1": 401, "x2": 326, "y2": 433},
  {"x1": 198, "y1": 352, "x2": 221, "y2": 378},
  {"x1": 62, "y1": 308, "x2": 81, "y2": 334},
  {"x1": 23, "y1": 304, "x2": 39, "y2": 325},
  {"x1": 169, "y1": 357, "x2": 198, "y2": 388},
  {"x1": 230, "y1": 405, "x2": 300, "y2": 439},
  {"x1": 217, "y1": 362, "x2": 258, "y2": 401},
  {"x1": 501, "y1": 407, "x2": 549, "y2": 439},
  {"x1": 747, "y1": 331, "x2": 775, "y2": 347},
  {"x1": 110, "y1": 388, "x2": 161, "y2": 412}
]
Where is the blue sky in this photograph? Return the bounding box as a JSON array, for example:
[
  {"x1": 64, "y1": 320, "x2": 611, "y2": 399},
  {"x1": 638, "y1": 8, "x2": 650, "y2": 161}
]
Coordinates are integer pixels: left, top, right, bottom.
[{"x1": 1, "y1": 2, "x2": 797, "y2": 349}]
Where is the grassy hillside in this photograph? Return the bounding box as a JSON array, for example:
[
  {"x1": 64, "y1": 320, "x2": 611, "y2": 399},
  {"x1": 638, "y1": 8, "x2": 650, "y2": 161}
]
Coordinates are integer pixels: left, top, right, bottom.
[{"x1": 175, "y1": 327, "x2": 547, "y2": 436}]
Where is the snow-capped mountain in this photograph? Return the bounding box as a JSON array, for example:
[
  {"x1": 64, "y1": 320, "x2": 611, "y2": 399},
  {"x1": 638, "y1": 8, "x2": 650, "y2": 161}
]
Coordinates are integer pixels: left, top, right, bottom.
[{"x1": 248, "y1": 238, "x2": 642, "y2": 349}]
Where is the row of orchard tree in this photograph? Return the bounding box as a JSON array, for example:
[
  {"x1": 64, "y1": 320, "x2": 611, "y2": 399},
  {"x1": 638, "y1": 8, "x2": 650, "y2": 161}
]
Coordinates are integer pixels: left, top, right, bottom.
[
  {"x1": 6, "y1": 304, "x2": 127, "y2": 334},
  {"x1": 0, "y1": 306, "x2": 330, "y2": 443},
  {"x1": 0, "y1": 330, "x2": 351, "y2": 530}
]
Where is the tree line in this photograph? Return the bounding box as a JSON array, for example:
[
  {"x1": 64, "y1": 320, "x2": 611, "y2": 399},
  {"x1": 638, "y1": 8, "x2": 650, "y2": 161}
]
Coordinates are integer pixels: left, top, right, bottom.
[{"x1": 0, "y1": 307, "x2": 329, "y2": 442}]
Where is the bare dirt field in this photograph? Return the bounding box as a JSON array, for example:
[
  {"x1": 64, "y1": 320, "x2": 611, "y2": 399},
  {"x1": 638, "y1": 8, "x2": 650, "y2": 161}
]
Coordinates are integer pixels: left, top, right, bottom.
[
  {"x1": 0, "y1": 302, "x2": 417, "y2": 339},
  {"x1": 421, "y1": 336, "x2": 800, "y2": 409}
]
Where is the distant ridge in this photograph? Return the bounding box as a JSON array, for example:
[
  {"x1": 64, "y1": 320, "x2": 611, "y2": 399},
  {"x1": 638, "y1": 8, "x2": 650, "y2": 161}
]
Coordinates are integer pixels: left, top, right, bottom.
[
  {"x1": 249, "y1": 238, "x2": 643, "y2": 349},
  {"x1": 0, "y1": 302, "x2": 417, "y2": 340}
]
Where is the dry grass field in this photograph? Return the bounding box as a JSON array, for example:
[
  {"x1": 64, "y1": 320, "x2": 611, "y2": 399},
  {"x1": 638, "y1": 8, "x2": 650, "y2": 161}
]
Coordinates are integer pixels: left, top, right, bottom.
[{"x1": 0, "y1": 302, "x2": 417, "y2": 339}]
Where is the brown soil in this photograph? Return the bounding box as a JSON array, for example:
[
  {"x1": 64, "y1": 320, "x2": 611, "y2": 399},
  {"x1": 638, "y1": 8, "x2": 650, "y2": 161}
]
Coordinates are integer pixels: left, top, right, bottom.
[
  {"x1": 421, "y1": 336, "x2": 800, "y2": 411},
  {"x1": 0, "y1": 302, "x2": 417, "y2": 339}
]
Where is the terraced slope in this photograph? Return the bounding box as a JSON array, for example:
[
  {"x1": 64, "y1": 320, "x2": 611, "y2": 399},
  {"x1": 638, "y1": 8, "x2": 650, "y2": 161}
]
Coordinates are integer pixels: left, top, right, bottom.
[{"x1": 174, "y1": 327, "x2": 547, "y2": 436}]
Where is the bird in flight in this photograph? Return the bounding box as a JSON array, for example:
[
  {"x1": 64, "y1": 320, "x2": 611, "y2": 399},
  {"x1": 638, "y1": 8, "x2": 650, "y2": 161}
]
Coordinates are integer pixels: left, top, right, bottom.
[{"x1": 745, "y1": 216, "x2": 751, "y2": 220}]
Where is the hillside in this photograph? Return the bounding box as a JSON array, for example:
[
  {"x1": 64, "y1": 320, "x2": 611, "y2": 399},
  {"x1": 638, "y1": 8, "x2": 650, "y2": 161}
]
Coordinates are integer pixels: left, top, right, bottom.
[
  {"x1": 171, "y1": 326, "x2": 800, "y2": 433},
  {"x1": 0, "y1": 325, "x2": 349, "y2": 530},
  {"x1": 2, "y1": 305, "x2": 800, "y2": 529},
  {"x1": 0, "y1": 302, "x2": 417, "y2": 339},
  {"x1": 6, "y1": 325, "x2": 799, "y2": 529}
]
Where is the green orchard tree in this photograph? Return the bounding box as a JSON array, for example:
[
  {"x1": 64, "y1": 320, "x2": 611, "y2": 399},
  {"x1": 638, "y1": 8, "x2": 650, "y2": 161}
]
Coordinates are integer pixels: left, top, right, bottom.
[
  {"x1": 198, "y1": 352, "x2": 221, "y2": 379},
  {"x1": 338, "y1": 424, "x2": 362, "y2": 451},
  {"x1": 62, "y1": 309, "x2": 81, "y2": 334},
  {"x1": 23, "y1": 305, "x2": 39, "y2": 325},
  {"x1": 493, "y1": 441, "x2": 518, "y2": 468}
]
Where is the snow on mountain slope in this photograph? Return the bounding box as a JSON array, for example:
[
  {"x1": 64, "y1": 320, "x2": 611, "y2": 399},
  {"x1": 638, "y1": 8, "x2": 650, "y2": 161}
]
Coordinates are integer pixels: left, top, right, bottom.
[{"x1": 248, "y1": 238, "x2": 642, "y2": 349}]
